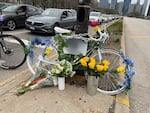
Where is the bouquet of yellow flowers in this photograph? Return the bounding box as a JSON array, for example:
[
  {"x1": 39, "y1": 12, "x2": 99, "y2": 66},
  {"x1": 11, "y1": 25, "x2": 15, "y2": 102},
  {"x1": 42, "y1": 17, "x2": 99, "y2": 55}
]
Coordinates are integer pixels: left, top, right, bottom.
[{"x1": 79, "y1": 56, "x2": 125, "y2": 77}]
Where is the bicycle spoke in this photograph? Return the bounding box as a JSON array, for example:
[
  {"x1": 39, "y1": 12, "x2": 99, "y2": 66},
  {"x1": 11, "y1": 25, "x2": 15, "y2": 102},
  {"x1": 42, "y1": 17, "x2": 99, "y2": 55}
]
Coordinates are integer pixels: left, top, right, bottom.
[
  {"x1": 0, "y1": 35, "x2": 26, "y2": 69},
  {"x1": 96, "y1": 49, "x2": 126, "y2": 95}
]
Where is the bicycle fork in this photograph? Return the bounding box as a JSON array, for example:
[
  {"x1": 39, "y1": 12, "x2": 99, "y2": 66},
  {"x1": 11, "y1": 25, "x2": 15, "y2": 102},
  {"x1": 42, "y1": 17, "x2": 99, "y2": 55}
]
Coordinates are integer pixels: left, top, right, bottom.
[
  {"x1": 0, "y1": 39, "x2": 13, "y2": 55},
  {"x1": 0, "y1": 41, "x2": 6, "y2": 66}
]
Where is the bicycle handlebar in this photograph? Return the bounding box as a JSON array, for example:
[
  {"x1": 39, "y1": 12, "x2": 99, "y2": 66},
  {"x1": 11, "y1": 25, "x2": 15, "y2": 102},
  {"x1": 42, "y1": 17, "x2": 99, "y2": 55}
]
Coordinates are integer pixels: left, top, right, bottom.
[
  {"x1": 54, "y1": 26, "x2": 109, "y2": 43},
  {"x1": 59, "y1": 30, "x2": 109, "y2": 43}
]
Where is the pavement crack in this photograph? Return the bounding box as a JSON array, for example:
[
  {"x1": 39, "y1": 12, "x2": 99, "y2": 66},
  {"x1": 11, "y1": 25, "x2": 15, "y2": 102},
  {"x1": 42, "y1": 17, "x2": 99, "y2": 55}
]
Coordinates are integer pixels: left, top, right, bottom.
[{"x1": 108, "y1": 96, "x2": 116, "y2": 113}]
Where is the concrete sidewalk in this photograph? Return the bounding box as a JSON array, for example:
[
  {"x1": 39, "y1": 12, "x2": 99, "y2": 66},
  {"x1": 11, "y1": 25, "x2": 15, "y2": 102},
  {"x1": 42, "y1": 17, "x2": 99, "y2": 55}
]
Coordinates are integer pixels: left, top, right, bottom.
[
  {"x1": 0, "y1": 67, "x2": 116, "y2": 113},
  {"x1": 0, "y1": 67, "x2": 115, "y2": 113},
  {"x1": 0, "y1": 82, "x2": 115, "y2": 113}
]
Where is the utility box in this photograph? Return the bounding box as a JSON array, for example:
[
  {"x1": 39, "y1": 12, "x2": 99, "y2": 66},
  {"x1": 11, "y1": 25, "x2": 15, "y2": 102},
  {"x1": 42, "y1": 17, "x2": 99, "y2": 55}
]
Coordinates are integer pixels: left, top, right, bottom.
[{"x1": 75, "y1": 0, "x2": 91, "y2": 34}]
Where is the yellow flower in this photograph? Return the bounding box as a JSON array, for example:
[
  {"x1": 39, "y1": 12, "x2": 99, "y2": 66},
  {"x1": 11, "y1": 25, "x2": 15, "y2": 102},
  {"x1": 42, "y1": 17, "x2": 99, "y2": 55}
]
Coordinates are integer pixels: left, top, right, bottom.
[
  {"x1": 103, "y1": 65, "x2": 109, "y2": 71},
  {"x1": 80, "y1": 59, "x2": 88, "y2": 67},
  {"x1": 102, "y1": 60, "x2": 110, "y2": 66},
  {"x1": 88, "y1": 57, "x2": 96, "y2": 69},
  {"x1": 96, "y1": 65, "x2": 104, "y2": 72},
  {"x1": 82, "y1": 57, "x2": 89, "y2": 62},
  {"x1": 88, "y1": 62, "x2": 95, "y2": 69},
  {"x1": 93, "y1": 26, "x2": 101, "y2": 32},
  {"x1": 45, "y1": 47, "x2": 52, "y2": 55},
  {"x1": 117, "y1": 66, "x2": 125, "y2": 74},
  {"x1": 90, "y1": 57, "x2": 96, "y2": 63}
]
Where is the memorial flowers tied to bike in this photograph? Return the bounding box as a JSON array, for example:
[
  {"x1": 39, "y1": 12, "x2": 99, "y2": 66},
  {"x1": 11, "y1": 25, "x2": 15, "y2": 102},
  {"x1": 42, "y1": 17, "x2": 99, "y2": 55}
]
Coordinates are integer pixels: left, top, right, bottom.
[{"x1": 79, "y1": 56, "x2": 126, "y2": 77}]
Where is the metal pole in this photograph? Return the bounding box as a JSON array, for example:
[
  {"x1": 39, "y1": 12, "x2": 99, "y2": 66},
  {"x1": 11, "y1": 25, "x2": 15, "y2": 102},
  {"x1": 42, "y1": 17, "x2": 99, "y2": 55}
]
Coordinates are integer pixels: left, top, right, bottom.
[{"x1": 75, "y1": 0, "x2": 91, "y2": 34}]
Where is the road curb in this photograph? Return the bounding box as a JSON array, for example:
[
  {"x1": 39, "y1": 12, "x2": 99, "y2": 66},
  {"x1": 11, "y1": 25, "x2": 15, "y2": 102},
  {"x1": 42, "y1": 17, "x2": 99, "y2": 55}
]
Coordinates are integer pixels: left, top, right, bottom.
[
  {"x1": 114, "y1": 94, "x2": 130, "y2": 113},
  {"x1": 114, "y1": 17, "x2": 130, "y2": 113}
]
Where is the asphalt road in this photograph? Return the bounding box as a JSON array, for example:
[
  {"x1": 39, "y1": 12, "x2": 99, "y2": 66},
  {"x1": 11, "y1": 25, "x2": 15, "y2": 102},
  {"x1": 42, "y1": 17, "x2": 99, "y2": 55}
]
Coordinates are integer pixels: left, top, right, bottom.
[{"x1": 124, "y1": 17, "x2": 150, "y2": 113}]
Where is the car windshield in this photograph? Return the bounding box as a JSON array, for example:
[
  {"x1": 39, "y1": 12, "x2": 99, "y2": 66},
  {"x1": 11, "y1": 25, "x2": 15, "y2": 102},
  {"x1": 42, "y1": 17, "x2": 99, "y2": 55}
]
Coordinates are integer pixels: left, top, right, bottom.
[
  {"x1": 41, "y1": 9, "x2": 62, "y2": 17},
  {"x1": 3, "y1": 5, "x2": 18, "y2": 12},
  {"x1": 90, "y1": 12, "x2": 100, "y2": 17}
]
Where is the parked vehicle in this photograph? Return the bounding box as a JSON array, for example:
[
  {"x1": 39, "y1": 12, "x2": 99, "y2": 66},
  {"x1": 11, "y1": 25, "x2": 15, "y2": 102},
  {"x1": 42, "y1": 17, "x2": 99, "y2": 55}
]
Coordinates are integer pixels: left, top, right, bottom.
[
  {"x1": 25, "y1": 8, "x2": 77, "y2": 34},
  {"x1": 0, "y1": 4, "x2": 43, "y2": 30},
  {"x1": 89, "y1": 11, "x2": 102, "y2": 24},
  {"x1": 101, "y1": 14, "x2": 109, "y2": 23},
  {"x1": 0, "y1": 2, "x2": 12, "y2": 10}
]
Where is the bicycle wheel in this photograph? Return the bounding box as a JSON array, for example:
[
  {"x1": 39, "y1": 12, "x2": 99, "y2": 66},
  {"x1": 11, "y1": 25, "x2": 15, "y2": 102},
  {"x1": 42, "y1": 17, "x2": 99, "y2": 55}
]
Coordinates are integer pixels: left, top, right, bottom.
[
  {"x1": 27, "y1": 44, "x2": 58, "y2": 75},
  {"x1": 0, "y1": 35, "x2": 27, "y2": 69},
  {"x1": 88, "y1": 49, "x2": 126, "y2": 95}
]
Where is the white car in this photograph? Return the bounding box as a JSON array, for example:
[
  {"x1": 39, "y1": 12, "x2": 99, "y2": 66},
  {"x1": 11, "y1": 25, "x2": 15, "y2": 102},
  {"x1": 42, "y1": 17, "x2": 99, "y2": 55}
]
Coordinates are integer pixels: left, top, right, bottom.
[
  {"x1": 101, "y1": 14, "x2": 109, "y2": 23},
  {"x1": 89, "y1": 11, "x2": 102, "y2": 24}
]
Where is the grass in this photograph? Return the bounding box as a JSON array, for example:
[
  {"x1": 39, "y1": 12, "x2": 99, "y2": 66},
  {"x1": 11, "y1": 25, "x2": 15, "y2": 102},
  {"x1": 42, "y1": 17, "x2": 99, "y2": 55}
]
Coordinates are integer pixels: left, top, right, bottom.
[
  {"x1": 107, "y1": 19, "x2": 123, "y2": 35},
  {"x1": 104, "y1": 19, "x2": 123, "y2": 50}
]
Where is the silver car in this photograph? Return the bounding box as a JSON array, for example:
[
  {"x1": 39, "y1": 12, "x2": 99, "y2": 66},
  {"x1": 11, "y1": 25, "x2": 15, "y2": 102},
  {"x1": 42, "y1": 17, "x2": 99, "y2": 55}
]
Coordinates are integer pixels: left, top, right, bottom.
[{"x1": 25, "y1": 8, "x2": 77, "y2": 34}]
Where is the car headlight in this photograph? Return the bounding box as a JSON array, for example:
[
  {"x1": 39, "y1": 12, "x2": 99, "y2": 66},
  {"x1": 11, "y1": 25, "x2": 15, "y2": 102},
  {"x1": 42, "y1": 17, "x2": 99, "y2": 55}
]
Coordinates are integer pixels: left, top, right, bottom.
[
  {"x1": 0, "y1": 16, "x2": 4, "y2": 22},
  {"x1": 0, "y1": 15, "x2": 5, "y2": 22}
]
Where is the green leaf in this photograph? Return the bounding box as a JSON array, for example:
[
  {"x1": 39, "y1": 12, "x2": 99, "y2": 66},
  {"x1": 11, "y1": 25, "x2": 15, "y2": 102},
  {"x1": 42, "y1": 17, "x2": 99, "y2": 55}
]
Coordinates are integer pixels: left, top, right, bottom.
[
  {"x1": 23, "y1": 47, "x2": 30, "y2": 55},
  {"x1": 16, "y1": 86, "x2": 31, "y2": 96}
]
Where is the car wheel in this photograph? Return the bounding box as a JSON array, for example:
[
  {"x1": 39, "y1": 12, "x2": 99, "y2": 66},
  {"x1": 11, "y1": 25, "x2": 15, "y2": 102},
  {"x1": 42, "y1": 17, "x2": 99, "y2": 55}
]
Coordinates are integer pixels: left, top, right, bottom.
[{"x1": 7, "y1": 20, "x2": 16, "y2": 31}]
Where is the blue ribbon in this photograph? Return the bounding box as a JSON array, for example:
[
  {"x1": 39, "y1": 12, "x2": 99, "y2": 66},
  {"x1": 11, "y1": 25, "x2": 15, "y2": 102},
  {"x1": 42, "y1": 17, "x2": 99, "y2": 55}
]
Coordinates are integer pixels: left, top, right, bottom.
[
  {"x1": 123, "y1": 77, "x2": 132, "y2": 90},
  {"x1": 28, "y1": 37, "x2": 52, "y2": 62},
  {"x1": 119, "y1": 50, "x2": 135, "y2": 67},
  {"x1": 127, "y1": 70, "x2": 136, "y2": 76},
  {"x1": 124, "y1": 57, "x2": 135, "y2": 67}
]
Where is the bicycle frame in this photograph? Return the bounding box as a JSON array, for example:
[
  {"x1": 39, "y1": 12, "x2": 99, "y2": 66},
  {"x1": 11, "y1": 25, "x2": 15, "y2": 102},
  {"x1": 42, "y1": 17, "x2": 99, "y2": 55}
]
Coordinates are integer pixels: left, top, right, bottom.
[
  {"x1": 27, "y1": 37, "x2": 105, "y2": 75},
  {"x1": 27, "y1": 54, "x2": 57, "y2": 75},
  {"x1": 27, "y1": 26, "x2": 110, "y2": 74},
  {"x1": 0, "y1": 16, "x2": 9, "y2": 59},
  {"x1": 27, "y1": 37, "x2": 58, "y2": 74}
]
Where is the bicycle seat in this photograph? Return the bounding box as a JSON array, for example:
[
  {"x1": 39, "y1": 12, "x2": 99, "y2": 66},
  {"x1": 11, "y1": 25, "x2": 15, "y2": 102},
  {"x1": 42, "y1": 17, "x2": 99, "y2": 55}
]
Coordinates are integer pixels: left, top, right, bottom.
[{"x1": 54, "y1": 27, "x2": 71, "y2": 34}]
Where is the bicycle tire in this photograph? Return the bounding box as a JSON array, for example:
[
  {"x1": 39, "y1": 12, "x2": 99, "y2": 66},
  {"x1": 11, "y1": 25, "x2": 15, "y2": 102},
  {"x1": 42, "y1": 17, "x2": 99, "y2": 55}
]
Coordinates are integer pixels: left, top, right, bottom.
[
  {"x1": 88, "y1": 49, "x2": 126, "y2": 95},
  {"x1": 0, "y1": 35, "x2": 27, "y2": 69},
  {"x1": 27, "y1": 44, "x2": 58, "y2": 75}
]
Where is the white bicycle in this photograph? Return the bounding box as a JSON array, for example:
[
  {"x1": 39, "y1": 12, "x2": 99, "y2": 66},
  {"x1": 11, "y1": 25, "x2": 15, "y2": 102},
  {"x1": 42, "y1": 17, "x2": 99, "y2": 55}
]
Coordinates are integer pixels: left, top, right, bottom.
[{"x1": 26, "y1": 27, "x2": 134, "y2": 95}]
